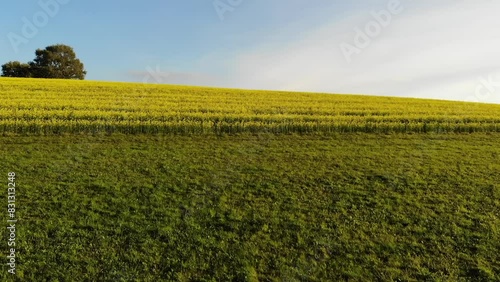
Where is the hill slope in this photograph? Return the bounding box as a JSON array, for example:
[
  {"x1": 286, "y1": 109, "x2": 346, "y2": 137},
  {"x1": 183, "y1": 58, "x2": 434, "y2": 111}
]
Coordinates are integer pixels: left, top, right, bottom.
[
  {"x1": 1, "y1": 77, "x2": 500, "y2": 135},
  {"x1": 0, "y1": 78, "x2": 498, "y2": 281}
]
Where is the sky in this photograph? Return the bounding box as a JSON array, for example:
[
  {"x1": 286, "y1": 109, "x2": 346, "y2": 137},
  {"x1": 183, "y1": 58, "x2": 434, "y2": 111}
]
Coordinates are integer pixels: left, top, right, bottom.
[{"x1": 1, "y1": 0, "x2": 500, "y2": 104}]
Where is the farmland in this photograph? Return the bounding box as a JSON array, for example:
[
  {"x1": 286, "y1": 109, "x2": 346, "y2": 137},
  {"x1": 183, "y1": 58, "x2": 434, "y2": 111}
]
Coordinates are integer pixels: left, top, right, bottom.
[
  {"x1": 1, "y1": 78, "x2": 500, "y2": 135},
  {"x1": 0, "y1": 77, "x2": 499, "y2": 281}
]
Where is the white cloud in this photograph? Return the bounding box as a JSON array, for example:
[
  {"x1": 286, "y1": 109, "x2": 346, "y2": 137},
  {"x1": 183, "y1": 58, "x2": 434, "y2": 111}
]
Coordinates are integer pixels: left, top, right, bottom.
[
  {"x1": 128, "y1": 68, "x2": 218, "y2": 86},
  {"x1": 216, "y1": 0, "x2": 500, "y2": 104}
]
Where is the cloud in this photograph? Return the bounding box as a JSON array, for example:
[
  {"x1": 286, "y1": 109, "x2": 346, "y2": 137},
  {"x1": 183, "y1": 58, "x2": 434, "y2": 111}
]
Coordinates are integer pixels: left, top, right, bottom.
[
  {"x1": 127, "y1": 68, "x2": 219, "y2": 86},
  {"x1": 216, "y1": 0, "x2": 500, "y2": 103}
]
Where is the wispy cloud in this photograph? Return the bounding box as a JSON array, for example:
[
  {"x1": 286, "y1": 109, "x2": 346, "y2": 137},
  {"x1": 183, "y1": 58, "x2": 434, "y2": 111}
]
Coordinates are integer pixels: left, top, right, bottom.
[
  {"x1": 125, "y1": 1, "x2": 500, "y2": 104},
  {"x1": 128, "y1": 68, "x2": 219, "y2": 86},
  {"x1": 209, "y1": 0, "x2": 500, "y2": 103}
]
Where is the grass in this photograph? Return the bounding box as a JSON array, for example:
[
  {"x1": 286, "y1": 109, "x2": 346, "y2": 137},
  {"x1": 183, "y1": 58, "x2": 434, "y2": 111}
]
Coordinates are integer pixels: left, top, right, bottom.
[{"x1": 1, "y1": 133, "x2": 498, "y2": 281}]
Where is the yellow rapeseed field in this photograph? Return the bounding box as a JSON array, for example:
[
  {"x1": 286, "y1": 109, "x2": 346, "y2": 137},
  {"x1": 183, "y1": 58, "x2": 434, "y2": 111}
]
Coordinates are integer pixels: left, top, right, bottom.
[{"x1": 1, "y1": 77, "x2": 500, "y2": 134}]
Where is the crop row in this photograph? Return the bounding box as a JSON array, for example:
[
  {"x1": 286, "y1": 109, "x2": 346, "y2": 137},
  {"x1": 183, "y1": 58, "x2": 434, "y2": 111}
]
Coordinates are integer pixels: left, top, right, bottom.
[{"x1": 1, "y1": 119, "x2": 499, "y2": 135}]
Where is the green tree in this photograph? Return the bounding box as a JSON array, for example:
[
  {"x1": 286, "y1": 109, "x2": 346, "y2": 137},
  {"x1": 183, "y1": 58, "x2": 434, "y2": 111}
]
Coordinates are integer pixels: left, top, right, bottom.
[
  {"x1": 29, "y1": 44, "x2": 86, "y2": 80},
  {"x1": 1, "y1": 61, "x2": 31, "y2": 78}
]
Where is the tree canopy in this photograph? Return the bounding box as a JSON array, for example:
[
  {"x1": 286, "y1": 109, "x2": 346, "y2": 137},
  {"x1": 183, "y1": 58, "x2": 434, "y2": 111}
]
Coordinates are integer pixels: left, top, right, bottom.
[
  {"x1": 1, "y1": 44, "x2": 86, "y2": 80},
  {"x1": 1, "y1": 61, "x2": 31, "y2": 78}
]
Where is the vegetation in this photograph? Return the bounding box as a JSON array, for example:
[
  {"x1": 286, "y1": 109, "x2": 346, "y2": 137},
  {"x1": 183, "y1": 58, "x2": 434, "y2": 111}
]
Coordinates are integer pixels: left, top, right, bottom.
[
  {"x1": 0, "y1": 78, "x2": 498, "y2": 280},
  {"x1": 1, "y1": 78, "x2": 499, "y2": 135},
  {"x1": 1, "y1": 62, "x2": 31, "y2": 78},
  {"x1": 0, "y1": 134, "x2": 498, "y2": 281},
  {"x1": 1, "y1": 45, "x2": 86, "y2": 80}
]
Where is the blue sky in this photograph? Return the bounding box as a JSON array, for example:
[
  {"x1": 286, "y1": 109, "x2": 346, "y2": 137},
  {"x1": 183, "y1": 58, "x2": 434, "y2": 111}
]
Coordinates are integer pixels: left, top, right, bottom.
[{"x1": 2, "y1": 0, "x2": 500, "y2": 103}]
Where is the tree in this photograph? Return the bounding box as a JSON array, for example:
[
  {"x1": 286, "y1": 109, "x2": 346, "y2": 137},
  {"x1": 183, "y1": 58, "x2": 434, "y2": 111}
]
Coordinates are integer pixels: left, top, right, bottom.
[
  {"x1": 1, "y1": 61, "x2": 31, "y2": 78},
  {"x1": 1, "y1": 44, "x2": 87, "y2": 79},
  {"x1": 29, "y1": 44, "x2": 86, "y2": 79}
]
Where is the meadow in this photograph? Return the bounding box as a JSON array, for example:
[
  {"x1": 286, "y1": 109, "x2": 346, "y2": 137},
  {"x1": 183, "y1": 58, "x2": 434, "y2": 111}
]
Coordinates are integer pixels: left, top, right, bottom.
[{"x1": 0, "y1": 77, "x2": 499, "y2": 281}]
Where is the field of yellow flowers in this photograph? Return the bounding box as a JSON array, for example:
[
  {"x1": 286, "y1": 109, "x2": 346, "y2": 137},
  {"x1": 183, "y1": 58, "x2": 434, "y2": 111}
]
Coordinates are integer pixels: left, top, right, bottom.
[{"x1": 2, "y1": 77, "x2": 500, "y2": 135}]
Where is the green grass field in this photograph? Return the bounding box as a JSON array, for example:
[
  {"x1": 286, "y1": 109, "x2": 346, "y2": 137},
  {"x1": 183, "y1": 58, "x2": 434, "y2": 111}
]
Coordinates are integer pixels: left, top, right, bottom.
[{"x1": 0, "y1": 78, "x2": 499, "y2": 281}]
